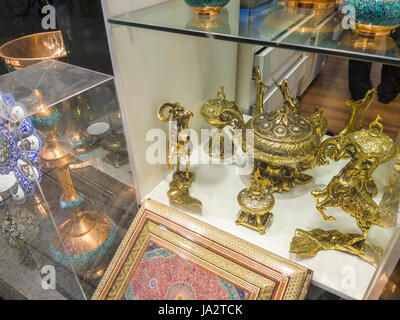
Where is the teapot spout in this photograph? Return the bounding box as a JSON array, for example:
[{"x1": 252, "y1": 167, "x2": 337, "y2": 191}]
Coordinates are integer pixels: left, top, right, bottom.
[{"x1": 340, "y1": 89, "x2": 377, "y2": 136}]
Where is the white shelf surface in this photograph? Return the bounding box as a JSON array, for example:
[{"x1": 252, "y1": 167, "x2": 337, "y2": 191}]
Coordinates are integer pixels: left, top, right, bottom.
[
  {"x1": 76, "y1": 146, "x2": 133, "y2": 188},
  {"x1": 147, "y1": 130, "x2": 398, "y2": 300}
]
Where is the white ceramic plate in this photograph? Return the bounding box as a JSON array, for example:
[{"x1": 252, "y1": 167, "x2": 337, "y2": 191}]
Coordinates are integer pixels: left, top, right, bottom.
[{"x1": 87, "y1": 122, "x2": 110, "y2": 136}]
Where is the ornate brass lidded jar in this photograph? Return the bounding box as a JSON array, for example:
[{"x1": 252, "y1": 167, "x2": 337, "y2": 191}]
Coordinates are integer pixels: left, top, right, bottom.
[
  {"x1": 241, "y1": 73, "x2": 327, "y2": 195},
  {"x1": 206, "y1": 70, "x2": 327, "y2": 234}
]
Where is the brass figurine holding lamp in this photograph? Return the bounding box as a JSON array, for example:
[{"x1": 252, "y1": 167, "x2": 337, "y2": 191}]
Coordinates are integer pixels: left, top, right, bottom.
[
  {"x1": 200, "y1": 86, "x2": 243, "y2": 158},
  {"x1": 290, "y1": 91, "x2": 399, "y2": 266},
  {"x1": 206, "y1": 69, "x2": 327, "y2": 233},
  {"x1": 158, "y1": 102, "x2": 202, "y2": 208}
]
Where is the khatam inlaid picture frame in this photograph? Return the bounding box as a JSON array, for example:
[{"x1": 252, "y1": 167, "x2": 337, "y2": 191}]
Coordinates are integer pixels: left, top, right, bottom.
[{"x1": 92, "y1": 199, "x2": 312, "y2": 300}]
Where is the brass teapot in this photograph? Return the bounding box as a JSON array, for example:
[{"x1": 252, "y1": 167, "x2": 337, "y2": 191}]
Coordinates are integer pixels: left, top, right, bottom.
[{"x1": 203, "y1": 69, "x2": 327, "y2": 234}]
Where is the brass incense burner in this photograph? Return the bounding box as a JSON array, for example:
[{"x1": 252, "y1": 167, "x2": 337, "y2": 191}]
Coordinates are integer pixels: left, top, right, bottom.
[
  {"x1": 236, "y1": 168, "x2": 275, "y2": 234},
  {"x1": 290, "y1": 90, "x2": 399, "y2": 266},
  {"x1": 200, "y1": 86, "x2": 242, "y2": 158},
  {"x1": 158, "y1": 102, "x2": 202, "y2": 208},
  {"x1": 206, "y1": 70, "x2": 327, "y2": 233},
  {"x1": 241, "y1": 76, "x2": 327, "y2": 194}
]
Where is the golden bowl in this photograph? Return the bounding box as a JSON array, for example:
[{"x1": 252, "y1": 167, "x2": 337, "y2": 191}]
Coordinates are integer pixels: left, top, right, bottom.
[
  {"x1": 285, "y1": 0, "x2": 336, "y2": 9},
  {"x1": 0, "y1": 31, "x2": 67, "y2": 71}
]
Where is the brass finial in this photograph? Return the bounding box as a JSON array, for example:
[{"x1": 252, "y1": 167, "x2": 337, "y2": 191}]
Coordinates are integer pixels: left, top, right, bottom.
[
  {"x1": 369, "y1": 114, "x2": 384, "y2": 133},
  {"x1": 255, "y1": 68, "x2": 268, "y2": 115},
  {"x1": 217, "y1": 86, "x2": 226, "y2": 101}
]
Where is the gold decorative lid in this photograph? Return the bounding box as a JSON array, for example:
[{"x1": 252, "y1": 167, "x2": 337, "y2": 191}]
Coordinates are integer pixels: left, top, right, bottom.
[
  {"x1": 237, "y1": 187, "x2": 275, "y2": 215},
  {"x1": 200, "y1": 87, "x2": 243, "y2": 129},
  {"x1": 243, "y1": 105, "x2": 323, "y2": 165},
  {"x1": 347, "y1": 115, "x2": 398, "y2": 162}
]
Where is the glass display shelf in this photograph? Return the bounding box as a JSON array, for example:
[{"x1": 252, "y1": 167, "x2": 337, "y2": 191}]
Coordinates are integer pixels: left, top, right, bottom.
[
  {"x1": 108, "y1": 0, "x2": 400, "y2": 66},
  {"x1": 0, "y1": 59, "x2": 113, "y2": 122},
  {"x1": 0, "y1": 60, "x2": 137, "y2": 300}
]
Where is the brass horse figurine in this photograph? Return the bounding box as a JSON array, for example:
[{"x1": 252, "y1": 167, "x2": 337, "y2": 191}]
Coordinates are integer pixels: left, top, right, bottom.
[{"x1": 290, "y1": 90, "x2": 399, "y2": 266}]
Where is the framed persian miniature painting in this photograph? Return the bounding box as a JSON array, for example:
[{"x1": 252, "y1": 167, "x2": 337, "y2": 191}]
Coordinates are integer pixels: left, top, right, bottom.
[{"x1": 92, "y1": 199, "x2": 312, "y2": 300}]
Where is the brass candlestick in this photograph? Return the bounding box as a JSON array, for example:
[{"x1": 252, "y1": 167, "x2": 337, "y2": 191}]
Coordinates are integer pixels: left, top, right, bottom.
[{"x1": 31, "y1": 95, "x2": 117, "y2": 279}]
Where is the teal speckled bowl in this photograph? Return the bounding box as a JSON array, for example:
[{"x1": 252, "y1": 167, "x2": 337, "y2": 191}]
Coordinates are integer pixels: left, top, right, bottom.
[
  {"x1": 346, "y1": 0, "x2": 400, "y2": 35},
  {"x1": 184, "y1": 0, "x2": 231, "y2": 15}
]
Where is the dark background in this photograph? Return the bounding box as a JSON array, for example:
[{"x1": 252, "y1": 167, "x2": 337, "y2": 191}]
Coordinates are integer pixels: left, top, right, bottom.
[{"x1": 0, "y1": 0, "x2": 113, "y2": 75}]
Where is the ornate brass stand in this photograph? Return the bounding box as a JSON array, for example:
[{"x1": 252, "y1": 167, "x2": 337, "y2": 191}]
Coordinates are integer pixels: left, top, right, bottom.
[
  {"x1": 290, "y1": 90, "x2": 399, "y2": 266},
  {"x1": 236, "y1": 169, "x2": 274, "y2": 234},
  {"x1": 31, "y1": 94, "x2": 117, "y2": 279},
  {"x1": 254, "y1": 159, "x2": 313, "y2": 193},
  {"x1": 158, "y1": 102, "x2": 202, "y2": 208}
]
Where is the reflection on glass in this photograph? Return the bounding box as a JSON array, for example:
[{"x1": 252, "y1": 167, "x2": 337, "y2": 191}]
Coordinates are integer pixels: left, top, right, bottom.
[
  {"x1": 108, "y1": 0, "x2": 400, "y2": 64},
  {"x1": 0, "y1": 31, "x2": 67, "y2": 72},
  {"x1": 347, "y1": 0, "x2": 400, "y2": 37},
  {"x1": 30, "y1": 93, "x2": 119, "y2": 281},
  {"x1": 186, "y1": 8, "x2": 231, "y2": 33},
  {"x1": 339, "y1": 32, "x2": 398, "y2": 57},
  {"x1": 285, "y1": 0, "x2": 335, "y2": 10}
]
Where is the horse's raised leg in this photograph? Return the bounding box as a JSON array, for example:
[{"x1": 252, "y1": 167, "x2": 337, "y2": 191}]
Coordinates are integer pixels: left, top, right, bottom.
[
  {"x1": 311, "y1": 188, "x2": 329, "y2": 199},
  {"x1": 315, "y1": 196, "x2": 336, "y2": 222}
]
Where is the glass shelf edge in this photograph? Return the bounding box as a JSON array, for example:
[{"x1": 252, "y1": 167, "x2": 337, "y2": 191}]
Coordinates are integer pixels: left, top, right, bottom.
[{"x1": 107, "y1": 18, "x2": 400, "y2": 67}]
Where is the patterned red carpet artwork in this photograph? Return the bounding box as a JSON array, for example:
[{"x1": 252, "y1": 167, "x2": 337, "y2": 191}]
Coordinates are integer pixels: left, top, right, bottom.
[{"x1": 123, "y1": 241, "x2": 248, "y2": 300}]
